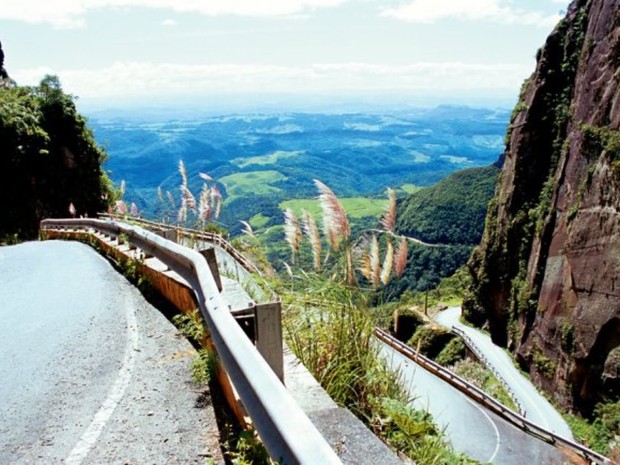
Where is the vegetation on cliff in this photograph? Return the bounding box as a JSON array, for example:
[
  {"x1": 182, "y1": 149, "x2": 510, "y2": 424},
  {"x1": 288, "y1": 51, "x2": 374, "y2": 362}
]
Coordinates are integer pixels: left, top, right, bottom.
[
  {"x1": 463, "y1": 0, "x2": 591, "y2": 344},
  {"x1": 461, "y1": 0, "x2": 620, "y2": 452},
  {"x1": 0, "y1": 75, "x2": 114, "y2": 240}
]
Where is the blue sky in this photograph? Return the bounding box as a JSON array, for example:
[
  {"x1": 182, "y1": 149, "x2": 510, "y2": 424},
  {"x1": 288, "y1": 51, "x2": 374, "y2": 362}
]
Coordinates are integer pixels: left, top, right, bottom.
[{"x1": 1, "y1": 0, "x2": 571, "y2": 110}]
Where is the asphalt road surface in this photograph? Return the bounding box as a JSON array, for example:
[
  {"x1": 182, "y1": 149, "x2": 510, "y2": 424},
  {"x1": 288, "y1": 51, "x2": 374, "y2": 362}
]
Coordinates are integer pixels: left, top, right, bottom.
[
  {"x1": 435, "y1": 306, "x2": 574, "y2": 439},
  {"x1": 0, "y1": 240, "x2": 223, "y2": 464},
  {"x1": 378, "y1": 342, "x2": 572, "y2": 464}
]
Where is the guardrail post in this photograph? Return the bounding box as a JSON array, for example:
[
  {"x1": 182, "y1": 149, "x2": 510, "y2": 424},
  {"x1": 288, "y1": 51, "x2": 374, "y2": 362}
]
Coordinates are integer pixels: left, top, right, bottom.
[
  {"x1": 199, "y1": 248, "x2": 223, "y2": 292},
  {"x1": 164, "y1": 228, "x2": 178, "y2": 243},
  {"x1": 154, "y1": 228, "x2": 178, "y2": 244},
  {"x1": 255, "y1": 302, "x2": 284, "y2": 382}
]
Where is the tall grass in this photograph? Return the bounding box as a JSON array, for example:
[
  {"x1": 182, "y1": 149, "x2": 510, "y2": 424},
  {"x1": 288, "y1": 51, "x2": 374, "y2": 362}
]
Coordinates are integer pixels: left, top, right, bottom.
[
  {"x1": 301, "y1": 209, "x2": 322, "y2": 271},
  {"x1": 280, "y1": 180, "x2": 409, "y2": 290},
  {"x1": 279, "y1": 272, "x2": 476, "y2": 463},
  {"x1": 284, "y1": 277, "x2": 401, "y2": 413},
  {"x1": 272, "y1": 180, "x2": 479, "y2": 462},
  {"x1": 118, "y1": 160, "x2": 225, "y2": 228}
]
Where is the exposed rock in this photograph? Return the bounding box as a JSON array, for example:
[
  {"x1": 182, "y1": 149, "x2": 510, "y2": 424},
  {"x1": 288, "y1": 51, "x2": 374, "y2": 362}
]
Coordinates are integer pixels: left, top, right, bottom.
[
  {"x1": 463, "y1": 0, "x2": 620, "y2": 414},
  {"x1": 0, "y1": 40, "x2": 8, "y2": 80}
]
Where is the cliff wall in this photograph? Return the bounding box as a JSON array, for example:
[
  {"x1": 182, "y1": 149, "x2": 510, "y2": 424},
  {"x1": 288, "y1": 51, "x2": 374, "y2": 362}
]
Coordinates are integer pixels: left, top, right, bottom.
[{"x1": 464, "y1": 0, "x2": 620, "y2": 413}]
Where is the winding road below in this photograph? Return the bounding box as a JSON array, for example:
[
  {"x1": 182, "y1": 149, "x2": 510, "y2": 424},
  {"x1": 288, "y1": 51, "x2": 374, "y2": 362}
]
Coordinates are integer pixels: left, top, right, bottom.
[
  {"x1": 435, "y1": 306, "x2": 574, "y2": 440},
  {"x1": 378, "y1": 341, "x2": 570, "y2": 464},
  {"x1": 0, "y1": 240, "x2": 223, "y2": 464}
]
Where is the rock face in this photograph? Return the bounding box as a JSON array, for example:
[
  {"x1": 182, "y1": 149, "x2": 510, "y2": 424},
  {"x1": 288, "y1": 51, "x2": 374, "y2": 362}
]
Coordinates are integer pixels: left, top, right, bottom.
[{"x1": 464, "y1": 0, "x2": 620, "y2": 414}]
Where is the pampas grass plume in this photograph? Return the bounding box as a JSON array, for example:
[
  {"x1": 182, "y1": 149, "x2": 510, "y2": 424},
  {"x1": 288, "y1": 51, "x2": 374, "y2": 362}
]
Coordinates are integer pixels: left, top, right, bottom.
[
  {"x1": 284, "y1": 208, "x2": 303, "y2": 263},
  {"x1": 380, "y1": 240, "x2": 394, "y2": 285},
  {"x1": 395, "y1": 236, "x2": 408, "y2": 277},
  {"x1": 314, "y1": 179, "x2": 350, "y2": 251},
  {"x1": 381, "y1": 187, "x2": 397, "y2": 232},
  {"x1": 370, "y1": 235, "x2": 380, "y2": 288},
  {"x1": 240, "y1": 220, "x2": 255, "y2": 238},
  {"x1": 302, "y1": 209, "x2": 322, "y2": 271}
]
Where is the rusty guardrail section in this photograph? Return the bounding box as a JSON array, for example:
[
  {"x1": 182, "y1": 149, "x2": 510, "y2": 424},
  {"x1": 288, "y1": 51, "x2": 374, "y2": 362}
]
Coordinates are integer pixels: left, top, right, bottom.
[
  {"x1": 374, "y1": 328, "x2": 611, "y2": 465},
  {"x1": 41, "y1": 218, "x2": 342, "y2": 465}
]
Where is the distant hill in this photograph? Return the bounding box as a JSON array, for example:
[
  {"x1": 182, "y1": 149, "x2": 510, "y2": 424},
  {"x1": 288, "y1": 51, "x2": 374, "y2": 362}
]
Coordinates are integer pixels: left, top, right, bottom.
[
  {"x1": 395, "y1": 165, "x2": 500, "y2": 245},
  {"x1": 385, "y1": 164, "x2": 499, "y2": 296},
  {"x1": 0, "y1": 76, "x2": 114, "y2": 240}
]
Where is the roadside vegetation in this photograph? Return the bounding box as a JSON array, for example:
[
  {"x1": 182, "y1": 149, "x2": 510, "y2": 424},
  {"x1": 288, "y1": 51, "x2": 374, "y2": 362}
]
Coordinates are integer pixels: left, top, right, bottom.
[
  {"x1": 394, "y1": 312, "x2": 518, "y2": 413},
  {"x1": 234, "y1": 180, "x2": 478, "y2": 464},
  {"x1": 450, "y1": 360, "x2": 518, "y2": 412},
  {"x1": 563, "y1": 401, "x2": 620, "y2": 458},
  {"x1": 119, "y1": 165, "x2": 480, "y2": 462},
  {"x1": 277, "y1": 267, "x2": 476, "y2": 463},
  {"x1": 172, "y1": 310, "x2": 275, "y2": 465}
]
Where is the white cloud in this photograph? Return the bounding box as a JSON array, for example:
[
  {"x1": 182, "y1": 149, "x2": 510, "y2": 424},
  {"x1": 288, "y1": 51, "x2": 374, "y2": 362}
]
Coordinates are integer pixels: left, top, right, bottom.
[
  {"x1": 1, "y1": 0, "x2": 345, "y2": 28},
  {"x1": 2, "y1": 1, "x2": 88, "y2": 28},
  {"x1": 161, "y1": 18, "x2": 177, "y2": 26},
  {"x1": 382, "y1": 0, "x2": 562, "y2": 28},
  {"x1": 12, "y1": 61, "x2": 532, "y2": 99}
]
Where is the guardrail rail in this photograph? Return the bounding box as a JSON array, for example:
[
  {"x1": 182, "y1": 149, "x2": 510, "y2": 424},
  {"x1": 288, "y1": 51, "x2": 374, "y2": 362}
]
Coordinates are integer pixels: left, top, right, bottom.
[
  {"x1": 451, "y1": 327, "x2": 524, "y2": 415},
  {"x1": 99, "y1": 213, "x2": 261, "y2": 276},
  {"x1": 41, "y1": 217, "x2": 342, "y2": 465}
]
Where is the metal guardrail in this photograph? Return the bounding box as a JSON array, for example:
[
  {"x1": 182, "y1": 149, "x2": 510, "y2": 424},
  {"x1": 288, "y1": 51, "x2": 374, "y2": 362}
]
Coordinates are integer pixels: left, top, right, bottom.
[
  {"x1": 451, "y1": 327, "x2": 525, "y2": 416},
  {"x1": 98, "y1": 213, "x2": 262, "y2": 276},
  {"x1": 374, "y1": 328, "x2": 612, "y2": 465},
  {"x1": 41, "y1": 218, "x2": 342, "y2": 465}
]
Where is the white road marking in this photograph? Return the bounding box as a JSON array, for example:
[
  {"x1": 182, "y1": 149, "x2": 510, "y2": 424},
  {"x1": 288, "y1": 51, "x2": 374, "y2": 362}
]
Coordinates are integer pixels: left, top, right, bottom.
[
  {"x1": 379, "y1": 340, "x2": 503, "y2": 462},
  {"x1": 65, "y1": 300, "x2": 140, "y2": 465},
  {"x1": 465, "y1": 396, "x2": 501, "y2": 463}
]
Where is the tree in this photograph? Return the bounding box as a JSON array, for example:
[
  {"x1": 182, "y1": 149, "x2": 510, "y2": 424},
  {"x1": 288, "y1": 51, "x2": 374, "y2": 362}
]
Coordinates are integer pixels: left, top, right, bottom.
[{"x1": 0, "y1": 76, "x2": 114, "y2": 239}]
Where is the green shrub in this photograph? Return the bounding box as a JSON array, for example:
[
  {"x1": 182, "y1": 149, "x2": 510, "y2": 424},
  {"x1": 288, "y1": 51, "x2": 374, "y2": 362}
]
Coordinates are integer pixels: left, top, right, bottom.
[
  {"x1": 408, "y1": 326, "x2": 454, "y2": 359},
  {"x1": 374, "y1": 398, "x2": 477, "y2": 464},
  {"x1": 436, "y1": 337, "x2": 466, "y2": 366},
  {"x1": 564, "y1": 399, "x2": 620, "y2": 455},
  {"x1": 561, "y1": 323, "x2": 575, "y2": 354},
  {"x1": 451, "y1": 360, "x2": 517, "y2": 411},
  {"x1": 191, "y1": 349, "x2": 217, "y2": 384},
  {"x1": 533, "y1": 349, "x2": 557, "y2": 378}
]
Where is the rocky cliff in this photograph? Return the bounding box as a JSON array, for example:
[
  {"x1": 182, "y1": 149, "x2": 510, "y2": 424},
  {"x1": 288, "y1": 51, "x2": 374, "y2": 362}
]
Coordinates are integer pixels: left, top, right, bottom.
[{"x1": 464, "y1": 0, "x2": 620, "y2": 414}]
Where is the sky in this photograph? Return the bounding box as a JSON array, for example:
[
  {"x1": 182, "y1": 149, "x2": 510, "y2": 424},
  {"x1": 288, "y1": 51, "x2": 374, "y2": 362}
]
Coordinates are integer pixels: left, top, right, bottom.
[{"x1": 1, "y1": 0, "x2": 572, "y2": 111}]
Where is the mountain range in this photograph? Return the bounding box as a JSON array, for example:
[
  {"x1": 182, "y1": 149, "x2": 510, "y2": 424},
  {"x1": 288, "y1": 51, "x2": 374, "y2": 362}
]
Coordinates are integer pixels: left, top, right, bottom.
[{"x1": 91, "y1": 106, "x2": 509, "y2": 234}]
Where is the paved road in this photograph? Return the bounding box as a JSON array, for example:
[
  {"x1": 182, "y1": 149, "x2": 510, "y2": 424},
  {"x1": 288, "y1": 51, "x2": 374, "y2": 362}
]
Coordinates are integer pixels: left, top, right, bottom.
[
  {"x1": 435, "y1": 306, "x2": 574, "y2": 440},
  {"x1": 0, "y1": 241, "x2": 223, "y2": 465},
  {"x1": 378, "y1": 342, "x2": 570, "y2": 464}
]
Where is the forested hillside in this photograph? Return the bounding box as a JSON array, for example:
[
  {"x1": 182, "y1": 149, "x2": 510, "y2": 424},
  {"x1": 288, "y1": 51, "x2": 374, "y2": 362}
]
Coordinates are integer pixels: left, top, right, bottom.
[
  {"x1": 385, "y1": 165, "x2": 499, "y2": 296},
  {"x1": 92, "y1": 107, "x2": 508, "y2": 235},
  {"x1": 0, "y1": 76, "x2": 114, "y2": 240},
  {"x1": 396, "y1": 165, "x2": 500, "y2": 245}
]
